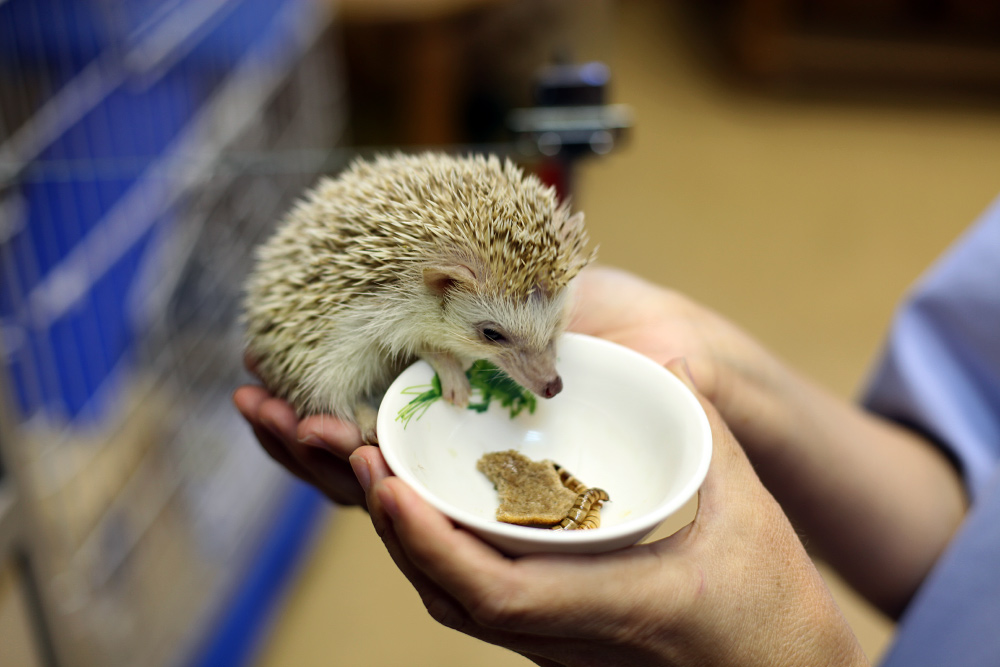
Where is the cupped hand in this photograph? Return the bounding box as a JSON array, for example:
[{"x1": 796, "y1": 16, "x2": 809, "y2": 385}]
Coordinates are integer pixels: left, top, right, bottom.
[
  {"x1": 233, "y1": 371, "x2": 367, "y2": 507},
  {"x1": 350, "y1": 360, "x2": 868, "y2": 667}
]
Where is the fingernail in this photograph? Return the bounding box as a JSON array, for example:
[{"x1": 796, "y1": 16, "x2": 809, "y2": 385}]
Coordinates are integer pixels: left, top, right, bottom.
[
  {"x1": 376, "y1": 483, "x2": 400, "y2": 520},
  {"x1": 349, "y1": 455, "x2": 371, "y2": 492},
  {"x1": 298, "y1": 433, "x2": 327, "y2": 450}
]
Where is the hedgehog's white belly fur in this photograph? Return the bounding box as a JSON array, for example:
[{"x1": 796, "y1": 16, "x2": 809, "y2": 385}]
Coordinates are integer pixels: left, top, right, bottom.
[{"x1": 280, "y1": 303, "x2": 415, "y2": 422}]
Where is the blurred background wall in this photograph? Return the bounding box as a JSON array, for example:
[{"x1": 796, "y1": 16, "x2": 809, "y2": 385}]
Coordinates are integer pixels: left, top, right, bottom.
[{"x1": 2, "y1": 1, "x2": 1000, "y2": 666}]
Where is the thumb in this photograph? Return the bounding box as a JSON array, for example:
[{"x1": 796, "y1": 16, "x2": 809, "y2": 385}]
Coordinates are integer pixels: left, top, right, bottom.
[{"x1": 664, "y1": 358, "x2": 769, "y2": 521}]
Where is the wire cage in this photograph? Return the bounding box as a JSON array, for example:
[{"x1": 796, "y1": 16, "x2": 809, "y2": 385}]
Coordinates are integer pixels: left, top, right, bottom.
[{"x1": 0, "y1": 1, "x2": 344, "y2": 665}]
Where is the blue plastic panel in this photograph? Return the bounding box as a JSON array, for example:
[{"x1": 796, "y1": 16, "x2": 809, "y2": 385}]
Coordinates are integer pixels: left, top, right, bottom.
[{"x1": 0, "y1": 0, "x2": 310, "y2": 425}]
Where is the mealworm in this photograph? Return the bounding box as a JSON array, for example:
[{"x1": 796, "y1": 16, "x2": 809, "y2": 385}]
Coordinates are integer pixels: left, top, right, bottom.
[
  {"x1": 554, "y1": 464, "x2": 588, "y2": 494},
  {"x1": 577, "y1": 492, "x2": 608, "y2": 529},
  {"x1": 551, "y1": 488, "x2": 609, "y2": 531}
]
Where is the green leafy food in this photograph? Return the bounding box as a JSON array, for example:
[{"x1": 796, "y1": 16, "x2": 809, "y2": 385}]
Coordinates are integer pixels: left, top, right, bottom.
[
  {"x1": 395, "y1": 373, "x2": 442, "y2": 428},
  {"x1": 465, "y1": 360, "x2": 537, "y2": 417},
  {"x1": 395, "y1": 360, "x2": 537, "y2": 428}
]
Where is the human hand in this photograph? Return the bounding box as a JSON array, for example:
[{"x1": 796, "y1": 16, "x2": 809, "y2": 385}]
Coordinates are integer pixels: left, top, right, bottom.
[
  {"x1": 350, "y1": 359, "x2": 868, "y2": 667},
  {"x1": 575, "y1": 266, "x2": 967, "y2": 619},
  {"x1": 232, "y1": 357, "x2": 367, "y2": 507}
]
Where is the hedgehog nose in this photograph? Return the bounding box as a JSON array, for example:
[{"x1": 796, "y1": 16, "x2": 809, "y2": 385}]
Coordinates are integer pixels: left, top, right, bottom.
[{"x1": 542, "y1": 376, "x2": 563, "y2": 399}]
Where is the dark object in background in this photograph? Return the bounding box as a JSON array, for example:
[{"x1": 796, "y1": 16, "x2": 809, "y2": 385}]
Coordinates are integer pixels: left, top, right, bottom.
[
  {"x1": 339, "y1": 0, "x2": 616, "y2": 147},
  {"x1": 508, "y1": 60, "x2": 632, "y2": 200},
  {"x1": 722, "y1": 0, "x2": 1000, "y2": 92},
  {"x1": 509, "y1": 61, "x2": 631, "y2": 161}
]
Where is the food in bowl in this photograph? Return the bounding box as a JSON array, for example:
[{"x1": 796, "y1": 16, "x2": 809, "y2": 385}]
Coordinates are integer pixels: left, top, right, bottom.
[
  {"x1": 477, "y1": 450, "x2": 611, "y2": 530},
  {"x1": 476, "y1": 450, "x2": 577, "y2": 527}
]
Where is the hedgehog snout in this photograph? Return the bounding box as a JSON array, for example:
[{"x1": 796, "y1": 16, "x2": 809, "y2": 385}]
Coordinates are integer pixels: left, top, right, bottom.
[{"x1": 542, "y1": 375, "x2": 563, "y2": 398}]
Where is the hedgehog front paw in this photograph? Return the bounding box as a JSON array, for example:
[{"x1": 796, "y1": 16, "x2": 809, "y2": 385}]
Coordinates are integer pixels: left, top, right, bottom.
[
  {"x1": 354, "y1": 403, "x2": 379, "y2": 446},
  {"x1": 421, "y1": 350, "x2": 471, "y2": 409},
  {"x1": 361, "y1": 425, "x2": 378, "y2": 446},
  {"x1": 440, "y1": 374, "x2": 471, "y2": 409}
]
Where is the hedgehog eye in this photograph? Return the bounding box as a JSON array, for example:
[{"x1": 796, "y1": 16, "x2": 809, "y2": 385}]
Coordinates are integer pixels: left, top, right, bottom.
[{"x1": 480, "y1": 327, "x2": 508, "y2": 344}]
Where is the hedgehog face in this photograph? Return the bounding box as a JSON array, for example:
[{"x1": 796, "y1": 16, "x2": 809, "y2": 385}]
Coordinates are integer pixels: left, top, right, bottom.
[{"x1": 438, "y1": 287, "x2": 569, "y2": 399}]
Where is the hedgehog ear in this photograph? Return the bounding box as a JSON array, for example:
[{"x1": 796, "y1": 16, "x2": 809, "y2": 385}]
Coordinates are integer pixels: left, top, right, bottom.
[{"x1": 423, "y1": 264, "x2": 477, "y2": 297}]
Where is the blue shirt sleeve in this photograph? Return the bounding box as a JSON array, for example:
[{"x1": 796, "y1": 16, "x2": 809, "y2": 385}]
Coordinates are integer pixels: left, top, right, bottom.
[
  {"x1": 862, "y1": 196, "x2": 1000, "y2": 500},
  {"x1": 864, "y1": 197, "x2": 1000, "y2": 667}
]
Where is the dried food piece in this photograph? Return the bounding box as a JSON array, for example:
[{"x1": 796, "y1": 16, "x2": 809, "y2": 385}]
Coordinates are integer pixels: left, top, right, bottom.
[
  {"x1": 477, "y1": 450, "x2": 577, "y2": 527},
  {"x1": 477, "y1": 450, "x2": 610, "y2": 530}
]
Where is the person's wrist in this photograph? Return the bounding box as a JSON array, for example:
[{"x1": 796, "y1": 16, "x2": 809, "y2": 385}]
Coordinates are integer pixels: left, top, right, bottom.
[{"x1": 783, "y1": 566, "x2": 871, "y2": 667}]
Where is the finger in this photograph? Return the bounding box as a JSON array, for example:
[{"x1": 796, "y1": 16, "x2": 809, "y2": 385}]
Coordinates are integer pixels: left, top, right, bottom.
[
  {"x1": 373, "y1": 478, "x2": 659, "y2": 660},
  {"x1": 665, "y1": 357, "x2": 746, "y2": 470},
  {"x1": 664, "y1": 358, "x2": 770, "y2": 522},
  {"x1": 376, "y1": 477, "x2": 646, "y2": 636},
  {"x1": 373, "y1": 477, "x2": 509, "y2": 587},
  {"x1": 233, "y1": 385, "x2": 269, "y2": 423},
  {"x1": 297, "y1": 413, "x2": 364, "y2": 459},
  {"x1": 250, "y1": 424, "x2": 313, "y2": 480},
  {"x1": 256, "y1": 425, "x2": 365, "y2": 507},
  {"x1": 351, "y1": 444, "x2": 392, "y2": 487},
  {"x1": 363, "y1": 478, "x2": 557, "y2": 653},
  {"x1": 255, "y1": 397, "x2": 326, "y2": 468},
  {"x1": 359, "y1": 469, "x2": 477, "y2": 632},
  {"x1": 235, "y1": 387, "x2": 313, "y2": 479},
  {"x1": 354, "y1": 450, "x2": 474, "y2": 628},
  {"x1": 295, "y1": 448, "x2": 367, "y2": 507},
  {"x1": 357, "y1": 452, "x2": 537, "y2": 640},
  {"x1": 257, "y1": 398, "x2": 320, "y2": 468},
  {"x1": 236, "y1": 388, "x2": 366, "y2": 506},
  {"x1": 261, "y1": 406, "x2": 369, "y2": 506}
]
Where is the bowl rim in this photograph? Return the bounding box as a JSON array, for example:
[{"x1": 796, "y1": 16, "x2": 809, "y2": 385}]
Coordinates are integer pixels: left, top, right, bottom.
[{"x1": 377, "y1": 332, "x2": 713, "y2": 547}]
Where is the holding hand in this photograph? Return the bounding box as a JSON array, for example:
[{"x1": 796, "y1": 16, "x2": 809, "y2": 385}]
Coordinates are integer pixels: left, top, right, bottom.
[
  {"x1": 233, "y1": 365, "x2": 366, "y2": 507},
  {"x1": 350, "y1": 360, "x2": 868, "y2": 667}
]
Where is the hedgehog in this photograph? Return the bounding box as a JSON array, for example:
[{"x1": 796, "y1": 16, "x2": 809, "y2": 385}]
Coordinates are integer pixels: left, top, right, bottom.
[{"x1": 242, "y1": 152, "x2": 595, "y2": 444}]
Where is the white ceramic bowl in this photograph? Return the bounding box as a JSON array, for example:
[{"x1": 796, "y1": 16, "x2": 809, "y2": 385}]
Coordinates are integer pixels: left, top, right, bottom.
[{"x1": 377, "y1": 333, "x2": 712, "y2": 555}]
